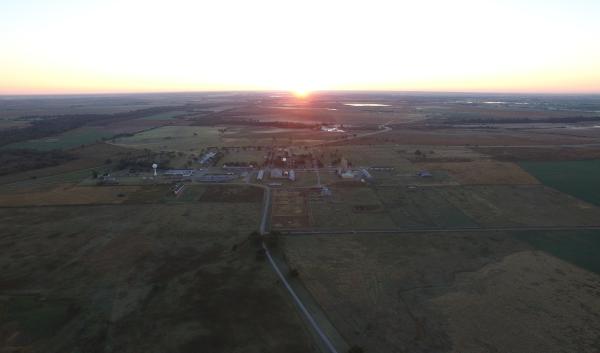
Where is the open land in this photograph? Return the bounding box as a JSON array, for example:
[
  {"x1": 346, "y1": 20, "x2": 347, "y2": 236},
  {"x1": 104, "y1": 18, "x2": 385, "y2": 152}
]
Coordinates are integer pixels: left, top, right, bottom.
[{"x1": 1, "y1": 91, "x2": 600, "y2": 352}]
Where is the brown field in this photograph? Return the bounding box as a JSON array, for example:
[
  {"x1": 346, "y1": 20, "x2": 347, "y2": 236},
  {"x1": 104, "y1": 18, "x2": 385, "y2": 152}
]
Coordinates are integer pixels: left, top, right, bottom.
[
  {"x1": 414, "y1": 160, "x2": 540, "y2": 185},
  {"x1": 283, "y1": 233, "x2": 600, "y2": 353},
  {"x1": 271, "y1": 189, "x2": 310, "y2": 228}
]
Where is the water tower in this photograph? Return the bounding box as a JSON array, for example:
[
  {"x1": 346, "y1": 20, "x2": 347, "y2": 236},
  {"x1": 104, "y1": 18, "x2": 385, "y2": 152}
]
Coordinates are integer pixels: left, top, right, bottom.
[{"x1": 152, "y1": 163, "x2": 158, "y2": 177}]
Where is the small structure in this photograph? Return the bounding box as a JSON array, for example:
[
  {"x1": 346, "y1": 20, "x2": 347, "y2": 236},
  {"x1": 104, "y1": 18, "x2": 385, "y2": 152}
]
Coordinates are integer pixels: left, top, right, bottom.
[
  {"x1": 321, "y1": 186, "x2": 332, "y2": 197},
  {"x1": 257, "y1": 169, "x2": 264, "y2": 181},
  {"x1": 361, "y1": 168, "x2": 373, "y2": 179},
  {"x1": 288, "y1": 169, "x2": 296, "y2": 181},
  {"x1": 196, "y1": 174, "x2": 237, "y2": 182},
  {"x1": 370, "y1": 166, "x2": 394, "y2": 171},
  {"x1": 164, "y1": 169, "x2": 194, "y2": 177},
  {"x1": 270, "y1": 168, "x2": 285, "y2": 179},
  {"x1": 417, "y1": 170, "x2": 433, "y2": 178},
  {"x1": 199, "y1": 151, "x2": 218, "y2": 165},
  {"x1": 340, "y1": 170, "x2": 355, "y2": 179}
]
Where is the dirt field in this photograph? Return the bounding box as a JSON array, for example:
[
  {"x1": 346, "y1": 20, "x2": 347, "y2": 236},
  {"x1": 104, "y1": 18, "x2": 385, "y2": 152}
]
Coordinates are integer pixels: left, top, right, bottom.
[
  {"x1": 414, "y1": 160, "x2": 539, "y2": 185},
  {"x1": 0, "y1": 203, "x2": 314, "y2": 353},
  {"x1": 283, "y1": 232, "x2": 600, "y2": 353},
  {"x1": 271, "y1": 189, "x2": 310, "y2": 228}
]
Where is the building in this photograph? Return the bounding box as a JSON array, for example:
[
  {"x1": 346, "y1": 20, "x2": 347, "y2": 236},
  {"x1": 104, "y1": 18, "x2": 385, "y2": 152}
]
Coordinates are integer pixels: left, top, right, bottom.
[
  {"x1": 199, "y1": 151, "x2": 218, "y2": 165},
  {"x1": 417, "y1": 170, "x2": 433, "y2": 177},
  {"x1": 270, "y1": 168, "x2": 284, "y2": 179},
  {"x1": 164, "y1": 169, "x2": 194, "y2": 177},
  {"x1": 340, "y1": 170, "x2": 355, "y2": 179},
  {"x1": 361, "y1": 168, "x2": 373, "y2": 179},
  {"x1": 288, "y1": 169, "x2": 295, "y2": 181},
  {"x1": 257, "y1": 169, "x2": 264, "y2": 181},
  {"x1": 370, "y1": 166, "x2": 394, "y2": 171}
]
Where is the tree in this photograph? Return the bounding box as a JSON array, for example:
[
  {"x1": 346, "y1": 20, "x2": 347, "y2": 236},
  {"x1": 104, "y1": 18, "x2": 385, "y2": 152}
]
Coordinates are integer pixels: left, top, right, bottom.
[{"x1": 91, "y1": 170, "x2": 98, "y2": 179}]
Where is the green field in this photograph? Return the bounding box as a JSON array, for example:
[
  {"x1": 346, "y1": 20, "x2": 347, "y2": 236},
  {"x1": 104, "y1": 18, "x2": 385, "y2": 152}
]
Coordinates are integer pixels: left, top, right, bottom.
[
  {"x1": 516, "y1": 230, "x2": 600, "y2": 275},
  {"x1": 2, "y1": 127, "x2": 114, "y2": 151},
  {"x1": 376, "y1": 186, "x2": 478, "y2": 228},
  {"x1": 140, "y1": 110, "x2": 186, "y2": 120},
  {"x1": 520, "y1": 160, "x2": 600, "y2": 206},
  {"x1": 112, "y1": 126, "x2": 222, "y2": 151}
]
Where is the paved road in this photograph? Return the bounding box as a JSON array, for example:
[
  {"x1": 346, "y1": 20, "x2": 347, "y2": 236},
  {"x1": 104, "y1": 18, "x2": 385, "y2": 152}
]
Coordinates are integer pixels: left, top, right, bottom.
[{"x1": 282, "y1": 225, "x2": 600, "y2": 236}]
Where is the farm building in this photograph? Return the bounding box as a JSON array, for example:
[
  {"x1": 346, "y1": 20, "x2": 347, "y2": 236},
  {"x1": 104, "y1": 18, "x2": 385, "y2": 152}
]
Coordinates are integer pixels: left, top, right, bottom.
[
  {"x1": 164, "y1": 169, "x2": 194, "y2": 177},
  {"x1": 370, "y1": 166, "x2": 394, "y2": 171},
  {"x1": 199, "y1": 151, "x2": 218, "y2": 165},
  {"x1": 196, "y1": 174, "x2": 237, "y2": 182},
  {"x1": 361, "y1": 168, "x2": 373, "y2": 179},
  {"x1": 270, "y1": 168, "x2": 284, "y2": 178},
  {"x1": 340, "y1": 170, "x2": 355, "y2": 179}
]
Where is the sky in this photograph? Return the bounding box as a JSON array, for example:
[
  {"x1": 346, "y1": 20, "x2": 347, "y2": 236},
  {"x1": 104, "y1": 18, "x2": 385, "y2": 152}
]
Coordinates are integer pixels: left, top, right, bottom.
[{"x1": 1, "y1": 0, "x2": 599, "y2": 95}]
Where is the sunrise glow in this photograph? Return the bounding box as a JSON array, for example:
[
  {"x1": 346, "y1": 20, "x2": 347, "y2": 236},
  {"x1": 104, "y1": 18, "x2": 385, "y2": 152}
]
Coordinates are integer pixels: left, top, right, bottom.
[{"x1": 1, "y1": 0, "x2": 600, "y2": 95}]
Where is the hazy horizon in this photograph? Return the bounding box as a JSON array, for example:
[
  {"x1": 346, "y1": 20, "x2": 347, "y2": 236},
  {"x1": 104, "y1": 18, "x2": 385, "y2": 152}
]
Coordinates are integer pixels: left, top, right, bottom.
[{"x1": 2, "y1": 0, "x2": 599, "y2": 95}]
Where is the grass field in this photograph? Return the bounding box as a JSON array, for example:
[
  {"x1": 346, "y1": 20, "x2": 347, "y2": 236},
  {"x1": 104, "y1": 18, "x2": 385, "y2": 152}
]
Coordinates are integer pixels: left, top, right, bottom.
[
  {"x1": 515, "y1": 230, "x2": 600, "y2": 274},
  {"x1": 112, "y1": 126, "x2": 222, "y2": 151},
  {"x1": 415, "y1": 160, "x2": 539, "y2": 185},
  {"x1": 308, "y1": 186, "x2": 396, "y2": 229},
  {"x1": 520, "y1": 159, "x2": 600, "y2": 206},
  {"x1": 376, "y1": 186, "x2": 478, "y2": 228},
  {"x1": 303, "y1": 184, "x2": 600, "y2": 230},
  {"x1": 140, "y1": 111, "x2": 186, "y2": 120},
  {"x1": 3, "y1": 127, "x2": 115, "y2": 151},
  {"x1": 0, "y1": 202, "x2": 313, "y2": 353},
  {"x1": 284, "y1": 232, "x2": 600, "y2": 353},
  {"x1": 441, "y1": 185, "x2": 600, "y2": 227}
]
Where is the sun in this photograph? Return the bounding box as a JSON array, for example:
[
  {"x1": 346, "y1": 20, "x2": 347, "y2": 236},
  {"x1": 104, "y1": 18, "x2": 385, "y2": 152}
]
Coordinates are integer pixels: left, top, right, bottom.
[{"x1": 292, "y1": 88, "x2": 310, "y2": 98}]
